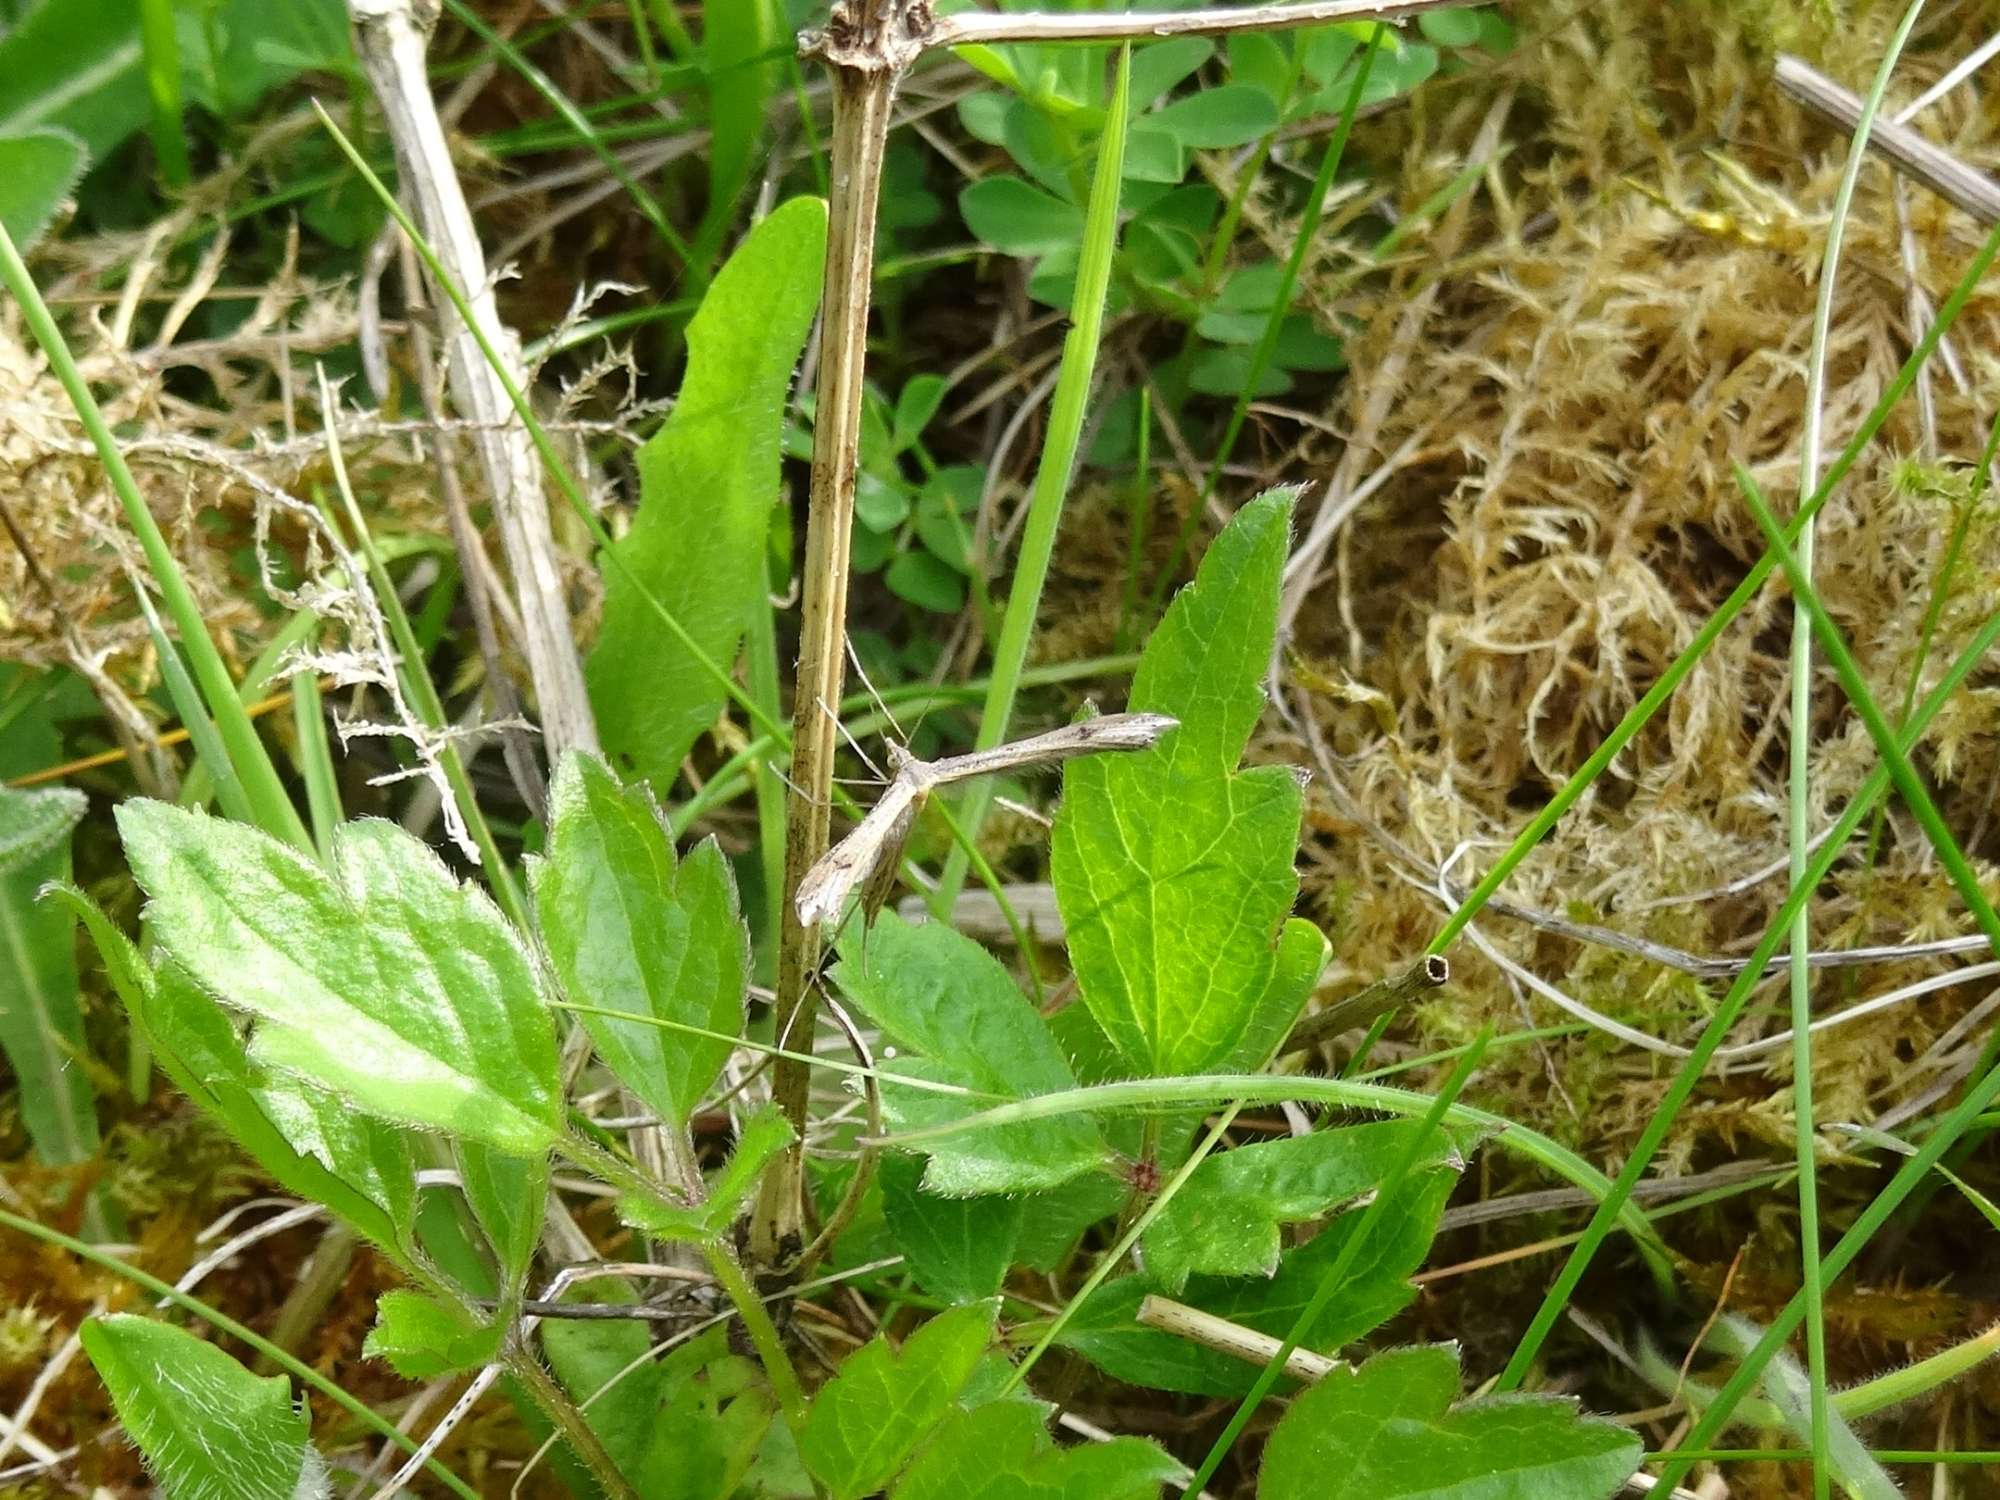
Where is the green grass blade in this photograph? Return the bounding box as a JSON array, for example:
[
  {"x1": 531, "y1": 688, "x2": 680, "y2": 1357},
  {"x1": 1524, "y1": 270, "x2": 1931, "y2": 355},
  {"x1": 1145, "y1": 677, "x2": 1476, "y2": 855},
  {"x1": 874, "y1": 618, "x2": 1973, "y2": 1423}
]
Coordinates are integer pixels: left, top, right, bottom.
[
  {"x1": 1784, "y1": 10, "x2": 1922, "y2": 1485},
  {"x1": 1740, "y1": 468, "x2": 2000, "y2": 967},
  {"x1": 698, "y1": 0, "x2": 783, "y2": 266},
  {"x1": 177, "y1": 607, "x2": 317, "y2": 812},
  {"x1": 138, "y1": 592, "x2": 255, "y2": 828},
  {"x1": 0, "y1": 219, "x2": 308, "y2": 850},
  {"x1": 1001, "y1": 1103, "x2": 1245, "y2": 1395},
  {"x1": 1427, "y1": 200, "x2": 2000, "y2": 965},
  {"x1": 1654, "y1": 1051, "x2": 2000, "y2": 1490},
  {"x1": 1501, "y1": 570, "x2": 2000, "y2": 1391},
  {"x1": 1556, "y1": 468, "x2": 2000, "y2": 1473},
  {"x1": 0, "y1": 791, "x2": 97, "y2": 1170},
  {"x1": 932, "y1": 43, "x2": 1132, "y2": 912},
  {"x1": 314, "y1": 373, "x2": 528, "y2": 928},
  {"x1": 442, "y1": 0, "x2": 696, "y2": 272},
  {"x1": 291, "y1": 670, "x2": 342, "y2": 861},
  {"x1": 1147, "y1": 25, "x2": 1382, "y2": 612}
]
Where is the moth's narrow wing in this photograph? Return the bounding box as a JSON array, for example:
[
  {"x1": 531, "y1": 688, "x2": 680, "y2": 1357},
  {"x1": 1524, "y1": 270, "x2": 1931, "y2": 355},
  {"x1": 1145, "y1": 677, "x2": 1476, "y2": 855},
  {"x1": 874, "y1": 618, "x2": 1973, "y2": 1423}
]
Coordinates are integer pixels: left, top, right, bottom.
[
  {"x1": 795, "y1": 779, "x2": 924, "y2": 930},
  {"x1": 928, "y1": 712, "x2": 1179, "y2": 784}
]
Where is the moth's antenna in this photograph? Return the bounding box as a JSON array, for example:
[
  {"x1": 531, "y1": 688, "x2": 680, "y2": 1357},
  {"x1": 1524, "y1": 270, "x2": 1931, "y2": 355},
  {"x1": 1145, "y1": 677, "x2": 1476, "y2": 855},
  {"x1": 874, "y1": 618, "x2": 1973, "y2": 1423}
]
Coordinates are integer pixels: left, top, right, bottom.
[
  {"x1": 845, "y1": 636, "x2": 907, "y2": 748},
  {"x1": 824, "y1": 693, "x2": 890, "y2": 787}
]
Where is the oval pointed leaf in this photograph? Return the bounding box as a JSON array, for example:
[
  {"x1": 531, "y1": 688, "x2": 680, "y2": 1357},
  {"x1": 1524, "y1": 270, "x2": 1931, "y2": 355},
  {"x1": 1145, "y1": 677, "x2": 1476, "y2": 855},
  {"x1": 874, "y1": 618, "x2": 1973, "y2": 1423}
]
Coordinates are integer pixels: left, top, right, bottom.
[
  {"x1": 116, "y1": 802, "x2": 560, "y2": 1154},
  {"x1": 1257, "y1": 1344, "x2": 1640, "y2": 1499},
  {"x1": 535, "y1": 752, "x2": 748, "y2": 1123},
  {"x1": 960, "y1": 175, "x2": 1084, "y2": 256},
  {"x1": 82, "y1": 1314, "x2": 322, "y2": 1500},
  {"x1": 833, "y1": 913, "x2": 1107, "y2": 1194}
]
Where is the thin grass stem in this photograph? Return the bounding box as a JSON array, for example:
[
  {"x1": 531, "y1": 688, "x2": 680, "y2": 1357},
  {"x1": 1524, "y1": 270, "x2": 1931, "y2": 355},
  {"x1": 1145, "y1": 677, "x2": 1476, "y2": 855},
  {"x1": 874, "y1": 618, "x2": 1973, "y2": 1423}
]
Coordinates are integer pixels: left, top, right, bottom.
[{"x1": 931, "y1": 44, "x2": 1133, "y2": 912}]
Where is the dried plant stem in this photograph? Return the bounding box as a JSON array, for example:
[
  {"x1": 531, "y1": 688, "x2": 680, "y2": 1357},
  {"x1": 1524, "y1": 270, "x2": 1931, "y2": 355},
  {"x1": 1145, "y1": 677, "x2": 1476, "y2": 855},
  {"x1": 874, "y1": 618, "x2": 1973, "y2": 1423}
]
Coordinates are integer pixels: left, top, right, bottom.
[
  {"x1": 1282, "y1": 955, "x2": 1449, "y2": 1052},
  {"x1": 751, "y1": 0, "x2": 916, "y2": 1271},
  {"x1": 1137, "y1": 1296, "x2": 1340, "y2": 1383},
  {"x1": 1776, "y1": 53, "x2": 2000, "y2": 226},
  {"x1": 347, "y1": 0, "x2": 597, "y2": 758}
]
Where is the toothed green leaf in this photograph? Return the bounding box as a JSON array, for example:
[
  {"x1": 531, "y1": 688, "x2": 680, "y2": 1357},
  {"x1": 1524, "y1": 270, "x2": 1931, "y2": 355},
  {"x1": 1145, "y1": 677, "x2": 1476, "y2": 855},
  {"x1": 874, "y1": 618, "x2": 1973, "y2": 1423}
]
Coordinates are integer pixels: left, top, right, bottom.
[
  {"x1": 116, "y1": 803, "x2": 561, "y2": 1155},
  {"x1": 800, "y1": 1301, "x2": 997, "y2": 1500},
  {"x1": 83, "y1": 1314, "x2": 324, "y2": 1500},
  {"x1": 1257, "y1": 1344, "x2": 1640, "y2": 1499},
  {"x1": 833, "y1": 912, "x2": 1107, "y2": 1194},
  {"x1": 364, "y1": 1291, "x2": 502, "y2": 1380},
  {"x1": 893, "y1": 1398, "x2": 1179, "y2": 1500},
  {"x1": 1053, "y1": 488, "x2": 1303, "y2": 1075},
  {"x1": 1142, "y1": 1119, "x2": 1477, "y2": 1292},
  {"x1": 533, "y1": 752, "x2": 748, "y2": 1125}
]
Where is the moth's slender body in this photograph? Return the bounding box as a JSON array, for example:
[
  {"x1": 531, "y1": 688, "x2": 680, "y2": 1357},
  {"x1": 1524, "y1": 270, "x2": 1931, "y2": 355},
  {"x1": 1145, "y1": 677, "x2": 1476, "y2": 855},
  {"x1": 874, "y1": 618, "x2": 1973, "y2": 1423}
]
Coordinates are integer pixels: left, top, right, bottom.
[{"x1": 795, "y1": 712, "x2": 1179, "y2": 930}]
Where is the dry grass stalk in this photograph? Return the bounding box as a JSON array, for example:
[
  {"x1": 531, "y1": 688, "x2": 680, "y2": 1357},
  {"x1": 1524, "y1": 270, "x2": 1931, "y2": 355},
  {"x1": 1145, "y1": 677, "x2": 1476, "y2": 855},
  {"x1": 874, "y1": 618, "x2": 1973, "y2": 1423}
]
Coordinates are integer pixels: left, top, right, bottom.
[{"x1": 347, "y1": 0, "x2": 598, "y2": 759}]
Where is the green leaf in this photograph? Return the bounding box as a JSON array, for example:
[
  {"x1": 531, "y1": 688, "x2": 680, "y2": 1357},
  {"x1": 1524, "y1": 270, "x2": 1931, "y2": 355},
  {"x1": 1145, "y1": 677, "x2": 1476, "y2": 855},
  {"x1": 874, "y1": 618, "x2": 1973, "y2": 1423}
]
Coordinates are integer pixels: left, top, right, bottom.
[
  {"x1": 535, "y1": 753, "x2": 747, "y2": 1124},
  {"x1": 1062, "y1": 1170, "x2": 1458, "y2": 1396},
  {"x1": 455, "y1": 1141, "x2": 549, "y2": 1297},
  {"x1": 799, "y1": 1300, "x2": 997, "y2": 1500},
  {"x1": 1417, "y1": 9, "x2": 1485, "y2": 49},
  {"x1": 0, "y1": 0, "x2": 147, "y2": 158},
  {"x1": 893, "y1": 1398, "x2": 1180, "y2": 1500},
  {"x1": 82, "y1": 1314, "x2": 323, "y2": 1500},
  {"x1": 1190, "y1": 344, "x2": 1292, "y2": 397},
  {"x1": 0, "y1": 126, "x2": 83, "y2": 252},
  {"x1": 0, "y1": 787, "x2": 96, "y2": 1165},
  {"x1": 1120, "y1": 127, "x2": 1186, "y2": 185},
  {"x1": 879, "y1": 1151, "x2": 1023, "y2": 1302},
  {"x1": 59, "y1": 883, "x2": 419, "y2": 1254},
  {"x1": 618, "y1": 1106, "x2": 793, "y2": 1244},
  {"x1": 0, "y1": 0, "x2": 349, "y2": 162},
  {"x1": 1147, "y1": 85, "x2": 1280, "y2": 149},
  {"x1": 589, "y1": 197, "x2": 828, "y2": 793},
  {"x1": 701, "y1": 0, "x2": 781, "y2": 242},
  {"x1": 639, "y1": 1327, "x2": 780, "y2": 1500},
  {"x1": 1216, "y1": 916, "x2": 1329, "y2": 1072},
  {"x1": 1256, "y1": 1344, "x2": 1641, "y2": 1499},
  {"x1": 1128, "y1": 37, "x2": 1213, "y2": 106},
  {"x1": 886, "y1": 549, "x2": 967, "y2": 613},
  {"x1": 960, "y1": 175, "x2": 1083, "y2": 256},
  {"x1": 913, "y1": 466, "x2": 981, "y2": 573},
  {"x1": 1052, "y1": 489, "x2": 1303, "y2": 1075},
  {"x1": 1227, "y1": 32, "x2": 1292, "y2": 104},
  {"x1": 0, "y1": 781, "x2": 83, "y2": 873},
  {"x1": 115, "y1": 802, "x2": 561, "y2": 1155},
  {"x1": 892, "y1": 374, "x2": 949, "y2": 452},
  {"x1": 833, "y1": 913, "x2": 1108, "y2": 1194},
  {"x1": 364, "y1": 1290, "x2": 502, "y2": 1379},
  {"x1": 182, "y1": 0, "x2": 352, "y2": 120},
  {"x1": 1143, "y1": 1119, "x2": 1474, "y2": 1291}
]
